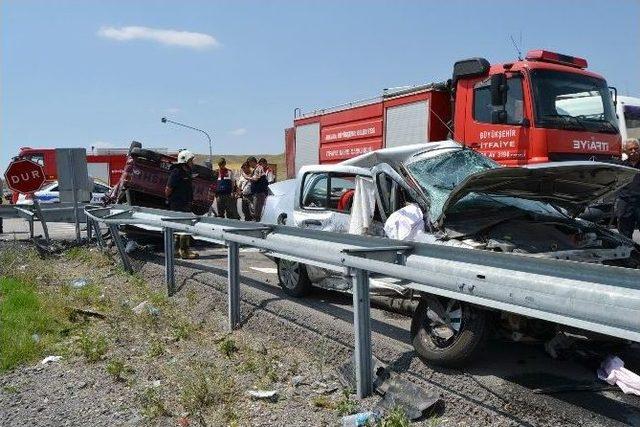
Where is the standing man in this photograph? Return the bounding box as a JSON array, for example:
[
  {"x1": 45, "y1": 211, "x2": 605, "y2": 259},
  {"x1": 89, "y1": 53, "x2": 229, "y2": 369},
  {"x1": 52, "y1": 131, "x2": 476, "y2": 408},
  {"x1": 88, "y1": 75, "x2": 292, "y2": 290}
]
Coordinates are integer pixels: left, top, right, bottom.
[
  {"x1": 237, "y1": 161, "x2": 254, "y2": 221},
  {"x1": 247, "y1": 156, "x2": 269, "y2": 222},
  {"x1": 616, "y1": 138, "x2": 640, "y2": 239},
  {"x1": 259, "y1": 158, "x2": 276, "y2": 184},
  {"x1": 214, "y1": 158, "x2": 239, "y2": 219},
  {"x1": 165, "y1": 150, "x2": 199, "y2": 259}
]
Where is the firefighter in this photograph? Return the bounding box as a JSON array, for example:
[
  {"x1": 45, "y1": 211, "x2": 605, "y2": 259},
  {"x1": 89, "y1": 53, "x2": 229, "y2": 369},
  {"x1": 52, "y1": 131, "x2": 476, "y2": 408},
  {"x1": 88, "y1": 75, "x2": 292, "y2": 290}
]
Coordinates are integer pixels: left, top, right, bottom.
[
  {"x1": 616, "y1": 138, "x2": 640, "y2": 239},
  {"x1": 215, "y1": 158, "x2": 239, "y2": 219},
  {"x1": 165, "y1": 150, "x2": 199, "y2": 259}
]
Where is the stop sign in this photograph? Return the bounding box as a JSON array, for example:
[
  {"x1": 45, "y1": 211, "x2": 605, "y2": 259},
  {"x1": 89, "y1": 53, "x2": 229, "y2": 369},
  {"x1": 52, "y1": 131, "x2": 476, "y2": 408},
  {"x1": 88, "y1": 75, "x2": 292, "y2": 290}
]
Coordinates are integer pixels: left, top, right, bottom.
[{"x1": 4, "y1": 159, "x2": 46, "y2": 194}]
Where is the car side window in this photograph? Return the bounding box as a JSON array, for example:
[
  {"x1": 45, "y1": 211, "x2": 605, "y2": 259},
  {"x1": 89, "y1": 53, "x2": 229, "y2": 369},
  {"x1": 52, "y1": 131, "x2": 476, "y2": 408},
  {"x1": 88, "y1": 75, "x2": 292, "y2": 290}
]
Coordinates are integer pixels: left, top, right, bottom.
[
  {"x1": 301, "y1": 173, "x2": 329, "y2": 209},
  {"x1": 49, "y1": 186, "x2": 59, "y2": 191},
  {"x1": 301, "y1": 173, "x2": 357, "y2": 212},
  {"x1": 473, "y1": 76, "x2": 524, "y2": 124}
]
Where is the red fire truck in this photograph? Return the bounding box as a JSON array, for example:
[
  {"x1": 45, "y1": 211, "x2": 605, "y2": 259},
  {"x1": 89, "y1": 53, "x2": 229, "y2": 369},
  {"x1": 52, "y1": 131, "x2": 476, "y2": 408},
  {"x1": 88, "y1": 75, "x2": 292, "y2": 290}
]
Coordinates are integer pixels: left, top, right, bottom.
[{"x1": 284, "y1": 50, "x2": 621, "y2": 178}]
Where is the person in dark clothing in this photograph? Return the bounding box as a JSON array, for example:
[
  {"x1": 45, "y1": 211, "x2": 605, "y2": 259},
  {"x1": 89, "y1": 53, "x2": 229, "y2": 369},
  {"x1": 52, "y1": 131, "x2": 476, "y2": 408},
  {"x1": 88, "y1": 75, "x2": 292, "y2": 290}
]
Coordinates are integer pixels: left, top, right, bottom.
[
  {"x1": 215, "y1": 157, "x2": 239, "y2": 219},
  {"x1": 616, "y1": 139, "x2": 640, "y2": 239},
  {"x1": 247, "y1": 156, "x2": 268, "y2": 222},
  {"x1": 165, "y1": 150, "x2": 199, "y2": 259}
]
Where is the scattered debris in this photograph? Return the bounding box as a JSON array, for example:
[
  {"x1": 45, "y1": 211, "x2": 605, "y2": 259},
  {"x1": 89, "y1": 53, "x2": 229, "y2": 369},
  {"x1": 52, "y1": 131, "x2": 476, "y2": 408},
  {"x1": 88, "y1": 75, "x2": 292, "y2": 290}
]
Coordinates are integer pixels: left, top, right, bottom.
[
  {"x1": 132, "y1": 300, "x2": 159, "y2": 316},
  {"x1": 374, "y1": 375, "x2": 441, "y2": 421},
  {"x1": 597, "y1": 355, "x2": 640, "y2": 396},
  {"x1": 341, "y1": 411, "x2": 378, "y2": 426},
  {"x1": 70, "y1": 307, "x2": 107, "y2": 320},
  {"x1": 125, "y1": 240, "x2": 139, "y2": 254},
  {"x1": 532, "y1": 383, "x2": 618, "y2": 394},
  {"x1": 40, "y1": 355, "x2": 62, "y2": 365},
  {"x1": 291, "y1": 375, "x2": 305, "y2": 387},
  {"x1": 246, "y1": 389, "x2": 279, "y2": 401},
  {"x1": 336, "y1": 355, "x2": 388, "y2": 390},
  {"x1": 71, "y1": 278, "x2": 88, "y2": 289},
  {"x1": 544, "y1": 333, "x2": 578, "y2": 359}
]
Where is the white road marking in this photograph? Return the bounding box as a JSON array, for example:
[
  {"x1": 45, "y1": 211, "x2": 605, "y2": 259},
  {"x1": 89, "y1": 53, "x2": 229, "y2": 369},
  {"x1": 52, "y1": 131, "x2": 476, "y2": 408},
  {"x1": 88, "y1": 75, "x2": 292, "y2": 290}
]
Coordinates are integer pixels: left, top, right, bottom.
[{"x1": 250, "y1": 267, "x2": 277, "y2": 274}]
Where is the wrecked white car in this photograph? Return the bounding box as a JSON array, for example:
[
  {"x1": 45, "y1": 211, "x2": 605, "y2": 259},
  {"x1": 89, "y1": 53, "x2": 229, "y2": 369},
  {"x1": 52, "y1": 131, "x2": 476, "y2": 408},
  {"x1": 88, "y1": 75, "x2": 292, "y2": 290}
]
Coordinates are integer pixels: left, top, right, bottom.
[{"x1": 262, "y1": 140, "x2": 640, "y2": 365}]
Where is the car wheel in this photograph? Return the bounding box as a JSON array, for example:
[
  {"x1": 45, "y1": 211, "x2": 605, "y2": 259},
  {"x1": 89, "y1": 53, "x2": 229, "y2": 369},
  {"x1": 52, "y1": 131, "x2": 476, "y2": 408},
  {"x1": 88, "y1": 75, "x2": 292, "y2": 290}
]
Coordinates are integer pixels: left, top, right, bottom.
[
  {"x1": 411, "y1": 295, "x2": 486, "y2": 367},
  {"x1": 277, "y1": 259, "x2": 311, "y2": 297}
]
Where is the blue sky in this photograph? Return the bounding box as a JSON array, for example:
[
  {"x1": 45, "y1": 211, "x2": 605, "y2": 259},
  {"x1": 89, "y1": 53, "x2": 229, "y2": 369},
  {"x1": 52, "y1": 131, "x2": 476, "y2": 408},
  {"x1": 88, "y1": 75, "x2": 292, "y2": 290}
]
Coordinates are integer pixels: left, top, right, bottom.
[{"x1": 2, "y1": 0, "x2": 639, "y2": 171}]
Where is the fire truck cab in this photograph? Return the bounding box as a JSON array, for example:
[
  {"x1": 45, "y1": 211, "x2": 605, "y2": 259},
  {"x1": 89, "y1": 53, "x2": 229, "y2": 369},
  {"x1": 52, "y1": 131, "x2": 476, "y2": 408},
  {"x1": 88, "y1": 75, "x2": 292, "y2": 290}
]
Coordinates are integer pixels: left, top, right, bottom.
[{"x1": 285, "y1": 50, "x2": 621, "y2": 177}]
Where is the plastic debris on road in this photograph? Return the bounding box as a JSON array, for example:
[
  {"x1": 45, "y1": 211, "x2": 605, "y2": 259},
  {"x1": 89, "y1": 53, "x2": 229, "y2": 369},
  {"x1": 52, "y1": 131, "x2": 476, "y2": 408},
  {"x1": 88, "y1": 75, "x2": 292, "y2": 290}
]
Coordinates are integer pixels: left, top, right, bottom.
[
  {"x1": 40, "y1": 355, "x2": 62, "y2": 364},
  {"x1": 246, "y1": 389, "x2": 278, "y2": 401},
  {"x1": 597, "y1": 355, "x2": 640, "y2": 396},
  {"x1": 342, "y1": 412, "x2": 378, "y2": 426},
  {"x1": 71, "y1": 278, "x2": 88, "y2": 289}
]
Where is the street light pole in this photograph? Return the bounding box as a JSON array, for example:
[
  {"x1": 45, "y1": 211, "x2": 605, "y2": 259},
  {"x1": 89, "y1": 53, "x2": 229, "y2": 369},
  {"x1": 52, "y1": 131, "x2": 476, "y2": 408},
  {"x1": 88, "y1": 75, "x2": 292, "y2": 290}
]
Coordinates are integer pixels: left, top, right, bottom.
[{"x1": 161, "y1": 117, "x2": 213, "y2": 167}]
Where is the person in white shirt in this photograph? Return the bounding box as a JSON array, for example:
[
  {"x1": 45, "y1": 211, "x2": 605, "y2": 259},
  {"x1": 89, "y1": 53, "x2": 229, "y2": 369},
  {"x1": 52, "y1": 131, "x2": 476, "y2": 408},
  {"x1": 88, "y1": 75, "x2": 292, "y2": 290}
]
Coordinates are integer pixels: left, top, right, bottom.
[{"x1": 237, "y1": 161, "x2": 254, "y2": 221}]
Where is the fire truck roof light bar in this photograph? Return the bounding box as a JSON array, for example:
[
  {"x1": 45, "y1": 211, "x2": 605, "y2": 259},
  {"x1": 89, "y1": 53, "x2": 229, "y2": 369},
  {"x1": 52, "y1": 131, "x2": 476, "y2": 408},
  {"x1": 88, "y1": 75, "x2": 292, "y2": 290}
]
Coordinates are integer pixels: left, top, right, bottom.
[{"x1": 525, "y1": 50, "x2": 588, "y2": 69}]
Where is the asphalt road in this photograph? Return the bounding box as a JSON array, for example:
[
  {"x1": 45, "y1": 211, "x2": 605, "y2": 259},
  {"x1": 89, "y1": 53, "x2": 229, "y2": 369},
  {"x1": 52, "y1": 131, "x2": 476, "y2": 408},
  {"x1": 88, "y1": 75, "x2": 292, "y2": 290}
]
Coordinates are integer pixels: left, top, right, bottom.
[{"x1": 2, "y1": 218, "x2": 640, "y2": 425}]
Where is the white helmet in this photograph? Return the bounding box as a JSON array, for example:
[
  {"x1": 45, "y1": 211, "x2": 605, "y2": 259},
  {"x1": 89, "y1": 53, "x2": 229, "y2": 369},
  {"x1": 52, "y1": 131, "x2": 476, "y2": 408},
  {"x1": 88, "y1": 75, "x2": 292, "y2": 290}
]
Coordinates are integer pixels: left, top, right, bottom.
[{"x1": 177, "y1": 150, "x2": 195, "y2": 164}]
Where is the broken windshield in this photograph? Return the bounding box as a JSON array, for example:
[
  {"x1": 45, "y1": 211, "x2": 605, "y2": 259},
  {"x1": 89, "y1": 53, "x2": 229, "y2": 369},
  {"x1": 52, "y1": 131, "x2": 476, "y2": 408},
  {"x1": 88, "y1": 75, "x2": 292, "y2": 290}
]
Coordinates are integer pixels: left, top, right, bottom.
[{"x1": 405, "y1": 149, "x2": 498, "y2": 221}]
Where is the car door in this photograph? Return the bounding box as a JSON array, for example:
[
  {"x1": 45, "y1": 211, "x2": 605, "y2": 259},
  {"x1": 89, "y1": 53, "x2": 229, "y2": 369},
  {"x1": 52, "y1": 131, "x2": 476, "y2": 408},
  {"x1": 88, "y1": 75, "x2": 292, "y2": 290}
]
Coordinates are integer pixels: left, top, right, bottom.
[
  {"x1": 370, "y1": 163, "x2": 428, "y2": 223},
  {"x1": 293, "y1": 171, "x2": 356, "y2": 233}
]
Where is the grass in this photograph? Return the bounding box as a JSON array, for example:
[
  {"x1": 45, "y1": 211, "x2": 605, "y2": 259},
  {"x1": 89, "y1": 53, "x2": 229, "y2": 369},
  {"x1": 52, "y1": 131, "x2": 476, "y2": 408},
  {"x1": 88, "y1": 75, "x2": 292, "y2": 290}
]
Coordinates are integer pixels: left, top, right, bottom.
[
  {"x1": 217, "y1": 336, "x2": 238, "y2": 358},
  {"x1": 138, "y1": 386, "x2": 169, "y2": 419},
  {"x1": 310, "y1": 395, "x2": 334, "y2": 410},
  {"x1": 335, "y1": 389, "x2": 359, "y2": 416},
  {"x1": 106, "y1": 358, "x2": 133, "y2": 382},
  {"x1": 179, "y1": 363, "x2": 239, "y2": 424},
  {"x1": 0, "y1": 276, "x2": 66, "y2": 371},
  {"x1": 77, "y1": 331, "x2": 108, "y2": 362},
  {"x1": 378, "y1": 407, "x2": 411, "y2": 427}
]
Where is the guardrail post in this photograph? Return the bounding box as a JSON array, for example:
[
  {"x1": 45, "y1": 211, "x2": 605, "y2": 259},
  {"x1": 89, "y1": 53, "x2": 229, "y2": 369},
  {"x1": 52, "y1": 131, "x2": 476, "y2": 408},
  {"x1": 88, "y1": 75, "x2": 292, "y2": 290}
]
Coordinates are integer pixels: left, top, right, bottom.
[
  {"x1": 93, "y1": 220, "x2": 106, "y2": 249},
  {"x1": 32, "y1": 200, "x2": 50, "y2": 243},
  {"x1": 352, "y1": 268, "x2": 373, "y2": 398},
  {"x1": 28, "y1": 218, "x2": 34, "y2": 239},
  {"x1": 108, "y1": 224, "x2": 133, "y2": 273},
  {"x1": 227, "y1": 241, "x2": 241, "y2": 330},
  {"x1": 164, "y1": 227, "x2": 176, "y2": 296},
  {"x1": 86, "y1": 216, "x2": 93, "y2": 241}
]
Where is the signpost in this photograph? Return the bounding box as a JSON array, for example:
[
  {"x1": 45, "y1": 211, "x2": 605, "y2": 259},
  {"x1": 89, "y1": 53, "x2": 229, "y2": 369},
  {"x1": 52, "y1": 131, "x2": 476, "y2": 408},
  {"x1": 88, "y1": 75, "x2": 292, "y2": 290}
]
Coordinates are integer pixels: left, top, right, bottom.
[
  {"x1": 3, "y1": 159, "x2": 46, "y2": 194},
  {"x1": 4, "y1": 159, "x2": 50, "y2": 241},
  {"x1": 55, "y1": 148, "x2": 92, "y2": 242}
]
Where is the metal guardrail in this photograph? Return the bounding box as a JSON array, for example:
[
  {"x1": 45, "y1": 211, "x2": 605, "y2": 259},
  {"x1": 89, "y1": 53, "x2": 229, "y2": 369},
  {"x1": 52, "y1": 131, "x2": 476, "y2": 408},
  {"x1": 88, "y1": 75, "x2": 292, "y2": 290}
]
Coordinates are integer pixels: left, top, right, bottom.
[
  {"x1": 1, "y1": 202, "x2": 92, "y2": 242},
  {"x1": 84, "y1": 204, "x2": 640, "y2": 398}
]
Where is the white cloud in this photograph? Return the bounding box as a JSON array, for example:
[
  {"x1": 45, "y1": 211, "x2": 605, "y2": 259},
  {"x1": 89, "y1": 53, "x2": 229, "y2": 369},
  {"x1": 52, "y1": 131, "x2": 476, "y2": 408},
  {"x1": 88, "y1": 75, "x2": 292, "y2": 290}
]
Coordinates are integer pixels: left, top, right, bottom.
[
  {"x1": 97, "y1": 26, "x2": 220, "y2": 50},
  {"x1": 228, "y1": 128, "x2": 247, "y2": 136},
  {"x1": 165, "y1": 107, "x2": 181, "y2": 114}
]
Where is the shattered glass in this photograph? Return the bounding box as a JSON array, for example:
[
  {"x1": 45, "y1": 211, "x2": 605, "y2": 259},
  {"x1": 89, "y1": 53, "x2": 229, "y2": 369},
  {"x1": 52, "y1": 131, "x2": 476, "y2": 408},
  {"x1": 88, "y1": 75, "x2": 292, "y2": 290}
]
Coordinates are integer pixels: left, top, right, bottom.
[{"x1": 405, "y1": 149, "x2": 498, "y2": 220}]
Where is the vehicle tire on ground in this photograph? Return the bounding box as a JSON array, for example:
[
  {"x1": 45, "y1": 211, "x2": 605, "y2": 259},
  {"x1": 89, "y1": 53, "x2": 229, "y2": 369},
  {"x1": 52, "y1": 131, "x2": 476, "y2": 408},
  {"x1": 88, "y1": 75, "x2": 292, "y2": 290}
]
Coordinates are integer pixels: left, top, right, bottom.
[
  {"x1": 277, "y1": 259, "x2": 311, "y2": 297},
  {"x1": 129, "y1": 148, "x2": 163, "y2": 163},
  {"x1": 411, "y1": 295, "x2": 487, "y2": 367}
]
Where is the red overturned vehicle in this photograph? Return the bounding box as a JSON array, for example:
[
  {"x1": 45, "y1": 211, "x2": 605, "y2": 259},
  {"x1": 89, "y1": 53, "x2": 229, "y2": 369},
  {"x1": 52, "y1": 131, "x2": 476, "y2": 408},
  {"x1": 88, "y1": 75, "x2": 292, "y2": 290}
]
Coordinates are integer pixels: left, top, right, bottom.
[{"x1": 104, "y1": 142, "x2": 217, "y2": 215}]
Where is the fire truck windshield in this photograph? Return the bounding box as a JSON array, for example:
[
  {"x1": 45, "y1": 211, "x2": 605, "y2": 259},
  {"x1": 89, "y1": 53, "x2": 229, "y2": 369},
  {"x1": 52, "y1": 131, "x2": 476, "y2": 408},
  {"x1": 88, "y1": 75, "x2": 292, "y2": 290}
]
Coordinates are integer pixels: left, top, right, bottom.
[{"x1": 530, "y1": 70, "x2": 618, "y2": 134}]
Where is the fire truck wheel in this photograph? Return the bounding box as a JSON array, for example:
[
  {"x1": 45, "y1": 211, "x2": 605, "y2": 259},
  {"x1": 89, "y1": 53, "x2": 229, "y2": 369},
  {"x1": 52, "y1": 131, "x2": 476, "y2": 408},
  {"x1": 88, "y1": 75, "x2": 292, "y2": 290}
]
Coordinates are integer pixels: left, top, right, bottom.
[
  {"x1": 277, "y1": 259, "x2": 311, "y2": 297},
  {"x1": 411, "y1": 295, "x2": 486, "y2": 367}
]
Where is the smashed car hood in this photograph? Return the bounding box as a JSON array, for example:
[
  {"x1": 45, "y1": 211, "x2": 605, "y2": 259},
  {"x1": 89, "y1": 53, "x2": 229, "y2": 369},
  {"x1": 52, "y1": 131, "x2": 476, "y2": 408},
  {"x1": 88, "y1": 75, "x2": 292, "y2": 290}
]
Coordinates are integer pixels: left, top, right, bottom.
[{"x1": 439, "y1": 161, "x2": 639, "y2": 222}]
